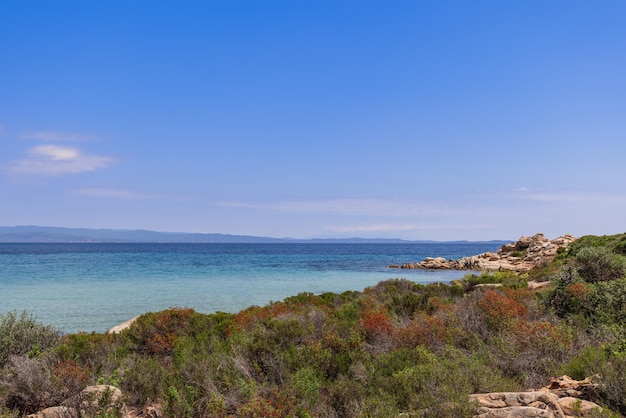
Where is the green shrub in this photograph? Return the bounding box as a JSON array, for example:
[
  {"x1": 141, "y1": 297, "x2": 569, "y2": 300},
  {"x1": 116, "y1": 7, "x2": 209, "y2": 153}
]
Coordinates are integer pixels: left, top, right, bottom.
[
  {"x1": 575, "y1": 247, "x2": 626, "y2": 282},
  {"x1": 0, "y1": 311, "x2": 61, "y2": 368},
  {"x1": 291, "y1": 366, "x2": 323, "y2": 404},
  {"x1": 588, "y1": 278, "x2": 626, "y2": 324},
  {"x1": 119, "y1": 354, "x2": 169, "y2": 405},
  {"x1": 573, "y1": 349, "x2": 626, "y2": 415},
  {"x1": 370, "y1": 346, "x2": 512, "y2": 416}
]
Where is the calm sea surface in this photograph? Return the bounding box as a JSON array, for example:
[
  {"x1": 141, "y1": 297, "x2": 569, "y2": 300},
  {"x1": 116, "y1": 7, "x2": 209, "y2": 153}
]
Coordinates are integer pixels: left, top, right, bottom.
[{"x1": 0, "y1": 242, "x2": 501, "y2": 333}]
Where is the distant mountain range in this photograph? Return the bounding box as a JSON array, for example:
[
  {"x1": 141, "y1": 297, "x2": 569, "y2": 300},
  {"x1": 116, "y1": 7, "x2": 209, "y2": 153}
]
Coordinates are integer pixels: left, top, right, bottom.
[{"x1": 0, "y1": 226, "x2": 510, "y2": 244}]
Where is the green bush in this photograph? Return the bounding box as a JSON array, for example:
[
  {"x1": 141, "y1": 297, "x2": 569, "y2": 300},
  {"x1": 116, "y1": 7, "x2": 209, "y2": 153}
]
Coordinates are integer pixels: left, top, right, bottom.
[
  {"x1": 370, "y1": 346, "x2": 513, "y2": 416},
  {"x1": 575, "y1": 246, "x2": 626, "y2": 282},
  {"x1": 566, "y1": 347, "x2": 626, "y2": 415},
  {"x1": 0, "y1": 311, "x2": 61, "y2": 368}
]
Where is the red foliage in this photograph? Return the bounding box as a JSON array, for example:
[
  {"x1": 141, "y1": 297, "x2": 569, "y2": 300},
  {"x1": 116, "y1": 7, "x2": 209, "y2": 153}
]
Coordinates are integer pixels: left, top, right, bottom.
[
  {"x1": 231, "y1": 302, "x2": 294, "y2": 331},
  {"x1": 146, "y1": 333, "x2": 177, "y2": 356},
  {"x1": 394, "y1": 314, "x2": 446, "y2": 348},
  {"x1": 239, "y1": 389, "x2": 298, "y2": 418},
  {"x1": 512, "y1": 320, "x2": 572, "y2": 353},
  {"x1": 567, "y1": 282, "x2": 592, "y2": 300},
  {"x1": 145, "y1": 307, "x2": 194, "y2": 355},
  {"x1": 360, "y1": 309, "x2": 394, "y2": 338},
  {"x1": 477, "y1": 289, "x2": 527, "y2": 329},
  {"x1": 53, "y1": 360, "x2": 89, "y2": 396},
  {"x1": 502, "y1": 287, "x2": 535, "y2": 304}
]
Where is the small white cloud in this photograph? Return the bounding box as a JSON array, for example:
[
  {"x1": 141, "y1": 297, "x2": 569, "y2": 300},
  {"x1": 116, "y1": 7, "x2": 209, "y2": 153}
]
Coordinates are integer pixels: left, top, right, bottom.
[
  {"x1": 11, "y1": 145, "x2": 116, "y2": 175},
  {"x1": 76, "y1": 188, "x2": 162, "y2": 200},
  {"x1": 21, "y1": 131, "x2": 94, "y2": 142}
]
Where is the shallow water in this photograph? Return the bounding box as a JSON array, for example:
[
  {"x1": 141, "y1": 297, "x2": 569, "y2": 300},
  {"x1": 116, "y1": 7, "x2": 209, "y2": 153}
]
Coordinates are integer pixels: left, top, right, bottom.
[{"x1": 0, "y1": 242, "x2": 500, "y2": 333}]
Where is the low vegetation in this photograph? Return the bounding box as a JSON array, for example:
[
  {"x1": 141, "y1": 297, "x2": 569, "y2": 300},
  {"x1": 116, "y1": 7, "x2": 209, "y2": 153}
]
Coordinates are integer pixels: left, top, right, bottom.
[{"x1": 2, "y1": 233, "x2": 626, "y2": 417}]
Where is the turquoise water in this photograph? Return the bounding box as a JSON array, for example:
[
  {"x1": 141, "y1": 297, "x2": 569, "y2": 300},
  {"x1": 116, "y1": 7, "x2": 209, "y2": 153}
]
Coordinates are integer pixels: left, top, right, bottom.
[{"x1": 0, "y1": 242, "x2": 501, "y2": 333}]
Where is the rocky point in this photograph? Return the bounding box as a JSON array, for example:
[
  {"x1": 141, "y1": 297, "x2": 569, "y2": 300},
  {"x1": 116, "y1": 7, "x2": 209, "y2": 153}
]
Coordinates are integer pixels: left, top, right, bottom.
[{"x1": 392, "y1": 233, "x2": 577, "y2": 273}]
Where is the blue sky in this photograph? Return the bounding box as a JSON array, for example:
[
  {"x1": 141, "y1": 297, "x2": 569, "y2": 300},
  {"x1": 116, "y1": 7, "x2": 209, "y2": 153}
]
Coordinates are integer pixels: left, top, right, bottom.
[{"x1": 1, "y1": 1, "x2": 625, "y2": 240}]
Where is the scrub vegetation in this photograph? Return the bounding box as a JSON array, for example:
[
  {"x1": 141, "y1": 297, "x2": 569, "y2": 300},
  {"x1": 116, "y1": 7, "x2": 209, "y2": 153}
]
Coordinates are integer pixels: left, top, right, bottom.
[{"x1": 2, "y1": 233, "x2": 626, "y2": 417}]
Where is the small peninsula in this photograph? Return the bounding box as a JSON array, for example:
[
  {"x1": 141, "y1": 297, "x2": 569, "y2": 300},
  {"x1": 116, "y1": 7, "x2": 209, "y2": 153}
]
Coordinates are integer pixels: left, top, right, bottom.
[{"x1": 392, "y1": 233, "x2": 577, "y2": 272}]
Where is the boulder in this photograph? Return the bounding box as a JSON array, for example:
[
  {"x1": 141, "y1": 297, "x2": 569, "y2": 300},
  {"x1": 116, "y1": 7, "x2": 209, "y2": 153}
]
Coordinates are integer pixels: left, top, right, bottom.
[
  {"x1": 28, "y1": 385, "x2": 125, "y2": 418},
  {"x1": 558, "y1": 397, "x2": 603, "y2": 416},
  {"x1": 473, "y1": 406, "x2": 557, "y2": 417},
  {"x1": 471, "y1": 376, "x2": 603, "y2": 418},
  {"x1": 28, "y1": 406, "x2": 75, "y2": 418},
  {"x1": 80, "y1": 384, "x2": 123, "y2": 409}
]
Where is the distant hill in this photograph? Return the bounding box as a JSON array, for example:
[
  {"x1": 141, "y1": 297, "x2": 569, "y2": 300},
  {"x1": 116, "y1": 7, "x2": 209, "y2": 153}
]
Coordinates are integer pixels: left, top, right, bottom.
[{"x1": 0, "y1": 226, "x2": 510, "y2": 244}]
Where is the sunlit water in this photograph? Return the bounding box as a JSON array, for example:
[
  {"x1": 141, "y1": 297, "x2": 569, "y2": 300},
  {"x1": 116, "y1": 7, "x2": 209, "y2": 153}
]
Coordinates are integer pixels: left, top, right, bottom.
[{"x1": 0, "y1": 242, "x2": 501, "y2": 333}]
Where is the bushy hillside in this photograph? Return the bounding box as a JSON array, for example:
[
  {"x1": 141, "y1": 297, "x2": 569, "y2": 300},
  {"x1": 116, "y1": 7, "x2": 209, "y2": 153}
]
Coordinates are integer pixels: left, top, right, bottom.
[{"x1": 2, "y1": 234, "x2": 626, "y2": 417}]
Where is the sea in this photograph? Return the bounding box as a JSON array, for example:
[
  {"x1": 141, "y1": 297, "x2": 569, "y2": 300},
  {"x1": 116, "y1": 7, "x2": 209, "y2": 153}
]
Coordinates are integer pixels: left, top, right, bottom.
[{"x1": 0, "y1": 242, "x2": 502, "y2": 333}]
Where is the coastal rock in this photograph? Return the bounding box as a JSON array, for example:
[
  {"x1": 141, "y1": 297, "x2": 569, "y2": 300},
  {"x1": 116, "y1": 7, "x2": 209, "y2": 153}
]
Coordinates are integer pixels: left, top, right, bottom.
[
  {"x1": 471, "y1": 376, "x2": 602, "y2": 418},
  {"x1": 396, "y1": 233, "x2": 576, "y2": 273}
]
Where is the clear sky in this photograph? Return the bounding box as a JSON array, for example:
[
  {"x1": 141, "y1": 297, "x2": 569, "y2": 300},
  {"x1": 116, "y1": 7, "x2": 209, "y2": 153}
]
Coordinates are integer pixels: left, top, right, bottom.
[{"x1": 1, "y1": 1, "x2": 625, "y2": 241}]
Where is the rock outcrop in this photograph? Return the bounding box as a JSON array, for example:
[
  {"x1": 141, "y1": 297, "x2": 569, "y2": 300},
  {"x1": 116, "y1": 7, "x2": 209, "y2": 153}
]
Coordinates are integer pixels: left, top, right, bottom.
[
  {"x1": 28, "y1": 385, "x2": 125, "y2": 418},
  {"x1": 471, "y1": 376, "x2": 603, "y2": 418},
  {"x1": 28, "y1": 384, "x2": 164, "y2": 418},
  {"x1": 394, "y1": 233, "x2": 576, "y2": 273}
]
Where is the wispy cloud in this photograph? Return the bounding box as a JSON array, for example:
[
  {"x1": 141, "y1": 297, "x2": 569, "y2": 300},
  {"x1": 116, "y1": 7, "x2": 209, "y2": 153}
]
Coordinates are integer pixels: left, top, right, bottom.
[
  {"x1": 10, "y1": 145, "x2": 116, "y2": 175},
  {"x1": 21, "y1": 131, "x2": 95, "y2": 142},
  {"x1": 324, "y1": 223, "x2": 498, "y2": 233},
  {"x1": 76, "y1": 188, "x2": 162, "y2": 199},
  {"x1": 512, "y1": 188, "x2": 626, "y2": 203},
  {"x1": 323, "y1": 224, "x2": 420, "y2": 233},
  {"x1": 218, "y1": 198, "x2": 451, "y2": 216}
]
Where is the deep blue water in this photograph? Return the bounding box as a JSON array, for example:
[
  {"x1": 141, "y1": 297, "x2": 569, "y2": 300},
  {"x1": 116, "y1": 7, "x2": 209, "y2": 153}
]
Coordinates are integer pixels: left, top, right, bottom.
[{"x1": 0, "y1": 242, "x2": 501, "y2": 333}]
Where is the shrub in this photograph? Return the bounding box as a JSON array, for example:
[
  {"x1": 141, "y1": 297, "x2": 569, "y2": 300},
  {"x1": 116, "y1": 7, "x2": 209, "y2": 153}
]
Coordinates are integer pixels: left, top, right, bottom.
[
  {"x1": 52, "y1": 359, "x2": 90, "y2": 399},
  {"x1": 575, "y1": 246, "x2": 626, "y2": 283},
  {"x1": 0, "y1": 311, "x2": 61, "y2": 368},
  {"x1": 360, "y1": 309, "x2": 393, "y2": 340},
  {"x1": 119, "y1": 354, "x2": 169, "y2": 405},
  {"x1": 371, "y1": 346, "x2": 511, "y2": 416},
  {"x1": 128, "y1": 307, "x2": 217, "y2": 357},
  {"x1": 476, "y1": 289, "x2": 527, "y2": 331},
  {"x1": 291, "y1": 366, "x2": 323, "y2": 405},
  {"x1": 588, "y1": 278, "x2": 626, "y2": 324},
  {"x1": 238, "y1": 389, "x2": 298, "y2": 418},
  {"x1": 546, "y1": 270, "x2": 626, "y2": 327},
  {"x1": 563, "y1": 347, "x2": 626, "y2": 415},
  {"x1": 0, "y1": 355, "x2": 55, "y2": 414},
  {"x1": 393, "y1": 314, "x2": 446, "y2": 349}
]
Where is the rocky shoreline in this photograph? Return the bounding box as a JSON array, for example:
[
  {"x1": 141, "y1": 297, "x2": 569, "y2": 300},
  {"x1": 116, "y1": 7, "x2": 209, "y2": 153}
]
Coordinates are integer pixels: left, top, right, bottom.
[
  {"x1": 390, "y1": 233, "x2": 577, "y2": 273},
  {"x1": 471, "y1": 376, "x2": 604, "y2": 418}
]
